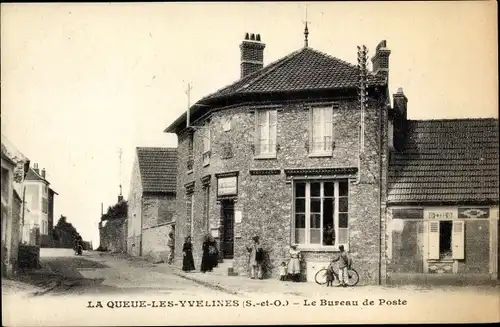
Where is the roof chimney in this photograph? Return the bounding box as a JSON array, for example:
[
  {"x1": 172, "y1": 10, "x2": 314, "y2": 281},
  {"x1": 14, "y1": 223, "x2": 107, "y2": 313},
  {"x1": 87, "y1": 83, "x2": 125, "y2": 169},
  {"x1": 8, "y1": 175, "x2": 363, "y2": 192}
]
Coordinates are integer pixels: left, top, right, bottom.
[
  {"x1": 41, "y1": 168, "x2": 46, "y2": 178},
  {"x1": 390, "y1": 87, "x2": 408, "y2": 151},
  {"x1": 33, "y1": 163, "x2": 39, "y2": 175},
  {"x1": 371, "y1": 40, "x2": 391, "y2": 81},
  {"x1": 240, "y1": 32, "x2": 265, "y2": 78}
]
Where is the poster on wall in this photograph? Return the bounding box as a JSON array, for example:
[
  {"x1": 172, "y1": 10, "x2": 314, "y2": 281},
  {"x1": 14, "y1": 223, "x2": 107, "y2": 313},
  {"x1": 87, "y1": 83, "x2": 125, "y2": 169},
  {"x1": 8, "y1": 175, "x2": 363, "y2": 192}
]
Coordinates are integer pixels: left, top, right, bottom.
[{"x1": 235, "y1": 210, "x2": 242, "y2": 223}]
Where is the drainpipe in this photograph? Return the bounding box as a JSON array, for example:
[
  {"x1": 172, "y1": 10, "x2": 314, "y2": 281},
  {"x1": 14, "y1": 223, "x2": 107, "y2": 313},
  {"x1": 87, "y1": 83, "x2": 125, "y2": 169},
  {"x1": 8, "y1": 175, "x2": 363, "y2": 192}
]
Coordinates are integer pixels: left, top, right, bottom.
[{"x1": 378, "y1": 101, "x2": 384, "y2": 285}]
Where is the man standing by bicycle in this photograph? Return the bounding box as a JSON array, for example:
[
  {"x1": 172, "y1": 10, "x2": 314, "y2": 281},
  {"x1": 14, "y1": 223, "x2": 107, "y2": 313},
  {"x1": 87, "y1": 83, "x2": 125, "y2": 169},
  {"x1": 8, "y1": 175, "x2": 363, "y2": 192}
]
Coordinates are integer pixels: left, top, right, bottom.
[{"x1": 332, "y1": 245, "x2": 352, "y2": 287}]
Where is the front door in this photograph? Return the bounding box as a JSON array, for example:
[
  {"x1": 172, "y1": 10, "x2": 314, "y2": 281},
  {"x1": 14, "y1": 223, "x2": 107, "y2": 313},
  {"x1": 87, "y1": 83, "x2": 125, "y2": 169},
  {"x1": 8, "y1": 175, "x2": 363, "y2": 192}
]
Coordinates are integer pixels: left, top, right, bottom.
[{"x1": 221, "y1": 200, "x2": 234, "y2": 259}]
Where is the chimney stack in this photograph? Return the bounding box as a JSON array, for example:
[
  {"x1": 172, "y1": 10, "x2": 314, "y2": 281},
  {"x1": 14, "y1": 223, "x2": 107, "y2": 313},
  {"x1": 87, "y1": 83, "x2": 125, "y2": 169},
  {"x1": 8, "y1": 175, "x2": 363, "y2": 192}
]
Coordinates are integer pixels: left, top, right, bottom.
[
  {"x1": 33, "y1": 163, "x2": 39, "y2": 175},
  {"x1": 41, "y1": 168, "x2": 46, "y2": 178},
  {"x1": 118, "y1": 195, "x2": 124, "y2": 202},
  {"x1": 390, "y1": 87, "x2": 408, "y2": 151},
  {"x1": 240, "y1": 32, "x2": 265, "y2": 78},
  {"x1": 371, "y1": 40, "x2": 391, "y2": 81}
]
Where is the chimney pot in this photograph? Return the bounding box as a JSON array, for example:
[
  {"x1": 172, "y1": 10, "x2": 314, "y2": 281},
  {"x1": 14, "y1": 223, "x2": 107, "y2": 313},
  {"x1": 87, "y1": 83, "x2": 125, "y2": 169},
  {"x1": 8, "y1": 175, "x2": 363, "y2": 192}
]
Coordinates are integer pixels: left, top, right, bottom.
[
  {"x1": 41, "y1": 168, "x2": 46, "y2": 178},
  {"x1": 240, "y1": 32, "x2": 266, "y2": 78}
]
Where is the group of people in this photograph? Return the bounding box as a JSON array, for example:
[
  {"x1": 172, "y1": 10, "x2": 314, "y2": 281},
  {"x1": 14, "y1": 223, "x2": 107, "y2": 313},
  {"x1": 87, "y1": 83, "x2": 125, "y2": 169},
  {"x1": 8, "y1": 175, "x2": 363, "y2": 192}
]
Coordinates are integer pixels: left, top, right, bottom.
[
  {"x1": 173, "y1": 231, "x2": 353, "y2": 286},
  {"x1": 181, "y1": 234, "x2": 219, "y2": 273}
]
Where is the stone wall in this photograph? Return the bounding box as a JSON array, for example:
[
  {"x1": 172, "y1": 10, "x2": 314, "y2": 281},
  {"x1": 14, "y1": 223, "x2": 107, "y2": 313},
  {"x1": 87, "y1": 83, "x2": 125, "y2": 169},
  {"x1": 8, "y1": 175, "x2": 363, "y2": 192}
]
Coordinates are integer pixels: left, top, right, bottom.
[
  {"x1": 173, "y1": 97, "x2": 387, "y2": 284},
  {"x1": 99, "y1": 217, "x2": 127, "y2": 253},
  {"x1": 141, "y1": 195, "x2": 176, "y2": 262}
]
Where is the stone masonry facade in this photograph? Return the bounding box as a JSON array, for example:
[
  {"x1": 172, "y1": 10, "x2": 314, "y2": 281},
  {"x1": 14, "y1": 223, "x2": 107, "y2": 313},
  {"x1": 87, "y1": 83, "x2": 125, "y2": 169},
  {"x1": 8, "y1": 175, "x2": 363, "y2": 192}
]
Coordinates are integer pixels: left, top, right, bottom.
[{"x1": 173, "y1": 96, "x2": 389, "y2": 285}]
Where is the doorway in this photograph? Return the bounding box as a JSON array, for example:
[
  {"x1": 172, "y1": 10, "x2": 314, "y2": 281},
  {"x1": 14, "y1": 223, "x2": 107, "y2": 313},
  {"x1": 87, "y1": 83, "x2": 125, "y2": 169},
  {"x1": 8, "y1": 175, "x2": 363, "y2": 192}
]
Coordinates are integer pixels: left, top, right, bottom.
[{"x1": 221, "y1": 200, "x2": 235, "y2": 259}]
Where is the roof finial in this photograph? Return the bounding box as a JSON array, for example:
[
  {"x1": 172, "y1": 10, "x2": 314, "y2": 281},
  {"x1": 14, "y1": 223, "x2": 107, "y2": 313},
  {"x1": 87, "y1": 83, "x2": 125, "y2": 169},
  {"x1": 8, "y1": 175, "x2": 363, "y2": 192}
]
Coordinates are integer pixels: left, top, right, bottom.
[{"x1": 303, "y1": 5, "x2": 310, "y2": 47}]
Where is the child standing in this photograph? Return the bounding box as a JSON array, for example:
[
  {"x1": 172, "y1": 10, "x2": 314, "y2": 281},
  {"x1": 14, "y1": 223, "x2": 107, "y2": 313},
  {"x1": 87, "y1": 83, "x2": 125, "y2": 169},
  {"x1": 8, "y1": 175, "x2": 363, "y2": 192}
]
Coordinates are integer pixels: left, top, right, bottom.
[
  {"x1": 332, "y1": 245, "x2": 352, "y2": 287},
  {"x1": 279, "y1": 261, "x2": 287, "y2": 281}
]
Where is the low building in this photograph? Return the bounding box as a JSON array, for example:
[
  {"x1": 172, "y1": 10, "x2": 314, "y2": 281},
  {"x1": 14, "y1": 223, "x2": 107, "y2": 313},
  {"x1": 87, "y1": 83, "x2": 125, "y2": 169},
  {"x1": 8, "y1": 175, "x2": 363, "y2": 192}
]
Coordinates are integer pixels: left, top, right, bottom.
[
  {"x1": 127, "y1": 147, "x2": 177, "y2": 262},
  {"x1": 386, "y1": 116, "x2": 499, "y2": 283}
]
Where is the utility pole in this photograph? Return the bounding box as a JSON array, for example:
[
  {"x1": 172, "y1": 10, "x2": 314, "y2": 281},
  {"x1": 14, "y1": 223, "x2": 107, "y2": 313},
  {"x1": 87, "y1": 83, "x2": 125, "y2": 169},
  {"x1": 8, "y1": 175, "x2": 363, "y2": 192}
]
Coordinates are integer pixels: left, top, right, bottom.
[
  {"x1": 118, "y1": 148, "x2": 123, "y2": 196},
  {"x1": 185, "y1": 82, "x2": 192, "y2": 128}
]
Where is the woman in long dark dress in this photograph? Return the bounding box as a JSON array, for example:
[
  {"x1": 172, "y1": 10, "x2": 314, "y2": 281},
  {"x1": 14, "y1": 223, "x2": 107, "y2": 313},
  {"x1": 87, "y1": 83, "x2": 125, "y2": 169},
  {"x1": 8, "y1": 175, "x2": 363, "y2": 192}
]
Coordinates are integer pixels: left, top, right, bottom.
[
  {"x1": 182, "y1": 236, "x2": 195, "y2": 272},
  {"x1": 200, "y1": 234, "x2": 216, "y2": 273}
]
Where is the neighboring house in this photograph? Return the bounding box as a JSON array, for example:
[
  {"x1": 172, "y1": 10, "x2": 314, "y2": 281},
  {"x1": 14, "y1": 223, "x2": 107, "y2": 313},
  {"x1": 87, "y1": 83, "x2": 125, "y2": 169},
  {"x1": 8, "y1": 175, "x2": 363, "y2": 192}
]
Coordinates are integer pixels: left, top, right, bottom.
[
  {"x1": 386, "y1": 116, "x2": 499, "y2": 282},
  {"x1": 1, "y1": 150, "x2": 21, "y2": 276},
  {"x1": 127, "y1": 147, "x2": 177, "y2": 262},
  {"x1": 22, "y1": 163, "x2": 58, "y2": 247},
  {"x1": 164, "y1": 32, "x2": 392, "y2": 283}
]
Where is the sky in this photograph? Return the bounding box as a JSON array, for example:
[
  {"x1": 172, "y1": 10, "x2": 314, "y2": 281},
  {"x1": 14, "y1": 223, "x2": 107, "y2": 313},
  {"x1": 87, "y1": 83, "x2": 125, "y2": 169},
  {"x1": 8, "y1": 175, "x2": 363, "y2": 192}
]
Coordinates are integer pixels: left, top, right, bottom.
[{"x1": 1, "y1": 2, "x2": 497, "y2": 248}]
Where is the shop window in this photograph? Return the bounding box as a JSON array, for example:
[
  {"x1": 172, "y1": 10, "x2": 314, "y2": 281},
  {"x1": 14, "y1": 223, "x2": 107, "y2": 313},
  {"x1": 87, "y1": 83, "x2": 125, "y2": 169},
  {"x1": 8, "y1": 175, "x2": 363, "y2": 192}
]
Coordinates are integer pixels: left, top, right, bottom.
[
  {"x1": 293, "y1": 180, "x2": 349, "y2": 248},
  {"x1": 309, "y1": 106, "x2": 333, "y2": 156},
  {"x1": 255, "y1": 109, "x2": 277, "y2": 158},
  {"x1": 428, "y1": 220, "x2": 464, "y2": 260}
]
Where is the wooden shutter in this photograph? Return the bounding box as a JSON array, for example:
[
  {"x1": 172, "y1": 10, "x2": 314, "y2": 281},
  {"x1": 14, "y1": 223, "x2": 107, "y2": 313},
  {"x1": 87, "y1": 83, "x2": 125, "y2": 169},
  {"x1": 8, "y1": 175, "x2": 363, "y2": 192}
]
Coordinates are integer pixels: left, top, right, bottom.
[
  {"x1": 428, "y1": 221, "x2": 440, "y2": 260},
  {"x1": 452, "y1": 220, "x2": 465, "y2": 260}
]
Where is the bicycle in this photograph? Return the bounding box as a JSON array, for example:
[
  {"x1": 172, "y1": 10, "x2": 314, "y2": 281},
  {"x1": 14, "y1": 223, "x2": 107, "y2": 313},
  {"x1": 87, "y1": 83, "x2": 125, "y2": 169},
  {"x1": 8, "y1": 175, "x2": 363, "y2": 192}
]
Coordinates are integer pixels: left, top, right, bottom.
[{"x1": 314, "y1": 261, "x2": 359, "y2": 286}]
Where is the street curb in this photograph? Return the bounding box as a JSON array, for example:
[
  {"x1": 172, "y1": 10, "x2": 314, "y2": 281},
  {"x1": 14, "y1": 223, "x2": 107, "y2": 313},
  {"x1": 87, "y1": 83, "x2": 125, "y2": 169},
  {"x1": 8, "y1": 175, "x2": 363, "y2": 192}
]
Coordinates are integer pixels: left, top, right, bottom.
[{"x1": 171, "y1": 270, "x2": 240, "y2": 296}]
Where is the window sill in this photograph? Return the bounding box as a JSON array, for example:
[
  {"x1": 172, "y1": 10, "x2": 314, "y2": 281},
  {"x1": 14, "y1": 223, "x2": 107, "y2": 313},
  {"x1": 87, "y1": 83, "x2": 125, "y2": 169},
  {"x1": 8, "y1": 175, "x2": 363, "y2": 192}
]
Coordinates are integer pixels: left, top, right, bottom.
[
  {"x1": 308, "y1": 152, "x2": 333, "y2": 158},
  {"x1": 295, "y1": 245, "x2": 348, "y2": 252},
  {"x1": 427, "y1": 258, "x2": 454, "y2": 263},
  {"x1": 254, "y1": 154, "x2": 277, "y2": 160},
  {"x1": 187, "y1": 170, "x2": 193, "y2": 175},
  {"x1": 203, "y1": 163, "x2": 210, "y2": 167}
]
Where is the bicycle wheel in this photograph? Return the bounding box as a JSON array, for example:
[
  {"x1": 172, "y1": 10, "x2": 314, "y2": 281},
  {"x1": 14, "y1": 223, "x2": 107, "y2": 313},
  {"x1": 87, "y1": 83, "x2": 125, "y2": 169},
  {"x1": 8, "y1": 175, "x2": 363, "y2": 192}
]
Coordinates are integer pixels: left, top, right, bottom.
[
  {"x1": 345, "y1": 268, "x2": 359, "y2": 286},
  {"x1": 314, "y1": 268, "x2": 328, "y2": 285}
]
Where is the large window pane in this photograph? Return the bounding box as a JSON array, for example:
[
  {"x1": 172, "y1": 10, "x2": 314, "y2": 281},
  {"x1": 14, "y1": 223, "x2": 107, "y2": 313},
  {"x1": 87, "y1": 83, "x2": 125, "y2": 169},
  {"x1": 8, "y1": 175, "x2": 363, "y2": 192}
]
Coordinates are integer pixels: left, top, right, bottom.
[
  {"x1": 324, "y1": 182, "x2": 334, "y2": 197},
  {"x1": 323, "y1": 198, "x2": 335, "y2": 245},
  {"x1": 295, "y1": 213, "x2": 306, "y2": 228},
  {"x1": 339, "y1": 197, "x2": 348, "y2": 213},
  {"x1": 295, "y1": 199, "x2": 306, "y2": 213},
  {"x1": 311, "y1": 182, "x2": 321, "y2": 197},
  {"x1": 310, "y1": 198, "x2": 321, "y2": 213},
  {"x1": 295, "y1": 183, "x2": 306, "y2": 198},
  {"x1": 339, "y1": 213, "x2": 348, "y2": 228},
  {"x1": 310, "y1": 213, "x2": 321, "y2": 244},
  {"x1": 339, "y1": 180, "x2": 349, "y2": 196}
]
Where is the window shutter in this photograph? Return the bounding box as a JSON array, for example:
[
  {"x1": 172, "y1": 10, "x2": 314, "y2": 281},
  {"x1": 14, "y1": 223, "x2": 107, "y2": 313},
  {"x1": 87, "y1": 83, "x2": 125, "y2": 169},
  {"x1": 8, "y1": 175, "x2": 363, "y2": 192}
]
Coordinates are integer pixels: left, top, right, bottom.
[
  {"x1": 428, "y1": 221, "x2": 440, "y2": 260},
  {"x1": 254, "y1": 111, "x2": 260, "y2": 155},
  {"x1": 452, "y1": 220, "x2": 465, "y2": 260}
]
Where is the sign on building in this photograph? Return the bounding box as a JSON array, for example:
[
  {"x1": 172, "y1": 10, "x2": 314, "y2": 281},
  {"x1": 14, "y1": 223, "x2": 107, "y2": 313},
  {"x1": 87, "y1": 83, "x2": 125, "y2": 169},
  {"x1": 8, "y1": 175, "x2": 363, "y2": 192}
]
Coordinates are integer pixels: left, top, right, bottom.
[{"x1": 217, "y1": 176, "x2": 237, "y2": 196}]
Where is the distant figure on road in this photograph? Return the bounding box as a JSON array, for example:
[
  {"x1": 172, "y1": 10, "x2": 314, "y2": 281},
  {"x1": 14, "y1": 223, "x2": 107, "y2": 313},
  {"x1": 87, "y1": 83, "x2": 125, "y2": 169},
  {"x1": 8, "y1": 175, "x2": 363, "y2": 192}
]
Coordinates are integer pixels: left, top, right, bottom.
[
  {"x1": 182, "y1": 236, "x2": 195, "y2": 272},
  {"x1": 167, "y1": 231, "x2": 175, "y2": 265},
  {"x1": 74, "y1": 235, "x2": 83, "y2": 256},
  {"x1": 246, "y1": 236, "x2": 264, "y2": 279},
  {"x1": 201, "y1": 234, "x2": 218, "y2": 273}
]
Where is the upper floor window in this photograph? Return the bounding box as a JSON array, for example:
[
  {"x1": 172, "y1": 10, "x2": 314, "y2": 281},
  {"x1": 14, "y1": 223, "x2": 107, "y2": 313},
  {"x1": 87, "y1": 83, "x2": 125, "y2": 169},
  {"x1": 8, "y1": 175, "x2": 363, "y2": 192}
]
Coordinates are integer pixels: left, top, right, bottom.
[
  {"x1": 255, "y1": 109, "x2": 277, "y2": 158},
  {"x1": 293, "y1": 180, "x2": 349, "y2": 249},
  {"x1": 202, "y1": 123, "x2": 211, "y2": 167},
  {"x1": 310, "y1": 106, "x2": 333, "y2": 156}
]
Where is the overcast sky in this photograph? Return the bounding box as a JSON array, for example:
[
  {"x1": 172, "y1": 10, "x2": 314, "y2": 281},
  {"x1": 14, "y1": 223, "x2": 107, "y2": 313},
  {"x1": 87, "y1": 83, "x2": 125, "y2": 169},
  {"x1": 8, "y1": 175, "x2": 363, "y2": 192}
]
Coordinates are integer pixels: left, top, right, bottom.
[{"x1": 1, "y1": 2, "x2": 497, "y2": 247}]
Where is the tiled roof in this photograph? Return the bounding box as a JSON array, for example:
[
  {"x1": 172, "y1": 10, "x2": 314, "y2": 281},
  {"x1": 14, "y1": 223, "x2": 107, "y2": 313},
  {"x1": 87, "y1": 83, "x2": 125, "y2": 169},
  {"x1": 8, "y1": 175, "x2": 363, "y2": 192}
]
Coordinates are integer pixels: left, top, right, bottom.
[
  {"x1": 388, "y1": 118, "x2": 499, "y2": 204},
  {"x1": 200, "y1": 47, "x2": 385, "y2": 102},
  {"x1": 136, "y1": 147, "x2": 177, "y2": 194},
  {"x1": 165, "y1": 46, "x2": 386, "y2": 133}
]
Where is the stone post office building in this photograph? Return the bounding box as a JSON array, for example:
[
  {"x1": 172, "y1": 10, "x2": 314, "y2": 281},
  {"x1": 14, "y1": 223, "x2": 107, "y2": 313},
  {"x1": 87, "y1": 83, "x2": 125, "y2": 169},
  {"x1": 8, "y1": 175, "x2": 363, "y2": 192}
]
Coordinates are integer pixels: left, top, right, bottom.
[{"x1": 164, "y1": 33, "x2": 499, "y2": 284}]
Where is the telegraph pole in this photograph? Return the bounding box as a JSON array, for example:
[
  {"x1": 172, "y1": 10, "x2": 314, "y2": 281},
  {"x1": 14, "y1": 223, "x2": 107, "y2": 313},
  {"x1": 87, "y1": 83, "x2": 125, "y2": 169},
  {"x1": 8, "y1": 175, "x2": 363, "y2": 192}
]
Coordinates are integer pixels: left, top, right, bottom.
[{"x1": 185, "y1": 82, "x2": 192, "y2": 128}]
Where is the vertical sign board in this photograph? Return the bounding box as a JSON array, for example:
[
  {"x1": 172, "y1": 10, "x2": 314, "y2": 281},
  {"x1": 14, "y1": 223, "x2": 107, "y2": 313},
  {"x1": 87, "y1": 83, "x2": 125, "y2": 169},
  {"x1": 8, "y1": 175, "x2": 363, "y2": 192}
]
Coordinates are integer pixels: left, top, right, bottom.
[
  {"x1": 217, "y1": 176, "x2": 238, "y2": 197},
  {"x1": 452, "y1": 221, "x2": 465, "y2": 259}
]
